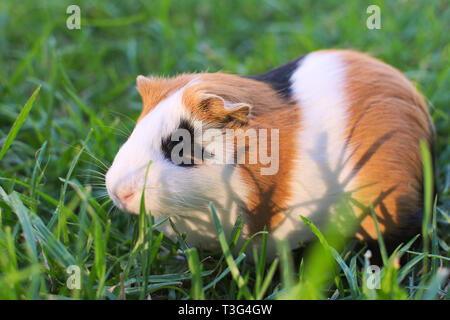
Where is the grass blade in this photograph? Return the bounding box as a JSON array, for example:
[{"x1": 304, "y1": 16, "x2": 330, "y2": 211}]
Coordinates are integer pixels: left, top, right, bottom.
[
  {"x1": 299, "y1": 215, "x2": 360, "y2": 298},
  {"x1": 369, "y1": 205, "x2": 389, "y2": 266},
  {"x1": 0, "y1": 86, "x2": 41, "y2": 162},
  {"x1": 209, "y1": 202, "x2": 253, "y2": 300},
  {"x1": 186, "y1": 248, "x2": 205, "y2": 300}
]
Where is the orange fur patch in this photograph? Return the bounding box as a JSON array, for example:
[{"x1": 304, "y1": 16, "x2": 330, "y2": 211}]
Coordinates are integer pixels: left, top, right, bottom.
[
  {"x1": 136, "y1": 74, "x2": 195, "y2": 122},
  {"x1": 336, "y1": 50, "x2": 434, "y2": 240}
]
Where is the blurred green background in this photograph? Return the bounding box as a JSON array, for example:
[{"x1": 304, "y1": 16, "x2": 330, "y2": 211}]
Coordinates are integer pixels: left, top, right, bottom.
[{"x1": 0, "y1": 0, "x2": 448, "y2": 299}]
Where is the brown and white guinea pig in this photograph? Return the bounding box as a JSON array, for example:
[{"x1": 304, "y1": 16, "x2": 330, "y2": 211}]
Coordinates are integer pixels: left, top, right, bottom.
[{"x1": 105, "y1": 49, "x2": 435, "y2": 259}]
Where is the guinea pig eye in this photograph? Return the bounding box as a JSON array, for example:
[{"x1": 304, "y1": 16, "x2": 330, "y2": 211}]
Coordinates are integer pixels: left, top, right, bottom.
[{"x1": 161, "y1": 120, "x2": 207, "y2": 167}]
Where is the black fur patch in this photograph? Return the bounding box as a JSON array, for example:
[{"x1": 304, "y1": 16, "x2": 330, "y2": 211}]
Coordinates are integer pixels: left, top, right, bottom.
[
  {"x1": 247, "y1": 55, "x2": 305, "y2": 101},
  {"x1": 161, "y1": 119, "x2": 205, "y2": 167}
]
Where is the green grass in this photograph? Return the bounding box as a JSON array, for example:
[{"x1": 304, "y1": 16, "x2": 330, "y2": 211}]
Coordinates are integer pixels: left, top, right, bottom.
[{"x1": 0, "y1": 0, "x2": 449, "y2": 300}]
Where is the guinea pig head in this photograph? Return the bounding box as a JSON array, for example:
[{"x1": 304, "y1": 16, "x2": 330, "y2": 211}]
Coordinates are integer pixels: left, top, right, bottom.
[{"x1": 105, "y1": 74, "x2": 252, "y2": 217}]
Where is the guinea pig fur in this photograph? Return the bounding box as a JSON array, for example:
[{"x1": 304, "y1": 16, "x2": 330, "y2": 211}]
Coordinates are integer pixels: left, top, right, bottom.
[{"x1": 105, "y1": 49, "x2": 435, "y2": 259}]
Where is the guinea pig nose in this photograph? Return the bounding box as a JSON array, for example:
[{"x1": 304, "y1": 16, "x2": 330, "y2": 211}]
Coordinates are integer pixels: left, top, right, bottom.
[{"x1": 117, "y1": 192, "x2": 135, "y2": 203}]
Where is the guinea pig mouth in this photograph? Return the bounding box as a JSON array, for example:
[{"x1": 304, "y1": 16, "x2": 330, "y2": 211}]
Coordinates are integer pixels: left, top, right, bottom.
[
  {"x1": 116, "y1": 198, "x2": 140, "y2": 214},
  {"x1": 106, "y1": 187, "x2": 136, "y2": 213}
]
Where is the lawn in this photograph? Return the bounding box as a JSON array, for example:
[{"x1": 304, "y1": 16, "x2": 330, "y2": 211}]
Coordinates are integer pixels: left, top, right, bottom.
[{"x1": 0, "y1": 0, "x2": 448, "y2": 300}]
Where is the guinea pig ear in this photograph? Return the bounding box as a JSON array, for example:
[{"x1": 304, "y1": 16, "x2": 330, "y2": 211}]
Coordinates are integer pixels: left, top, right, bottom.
[
  {"x1": 198, "y1": 95, "x2": 252, "y2": 126},
  {"x1": 136, "y1": 75, "x2": 152, "y2": 98},
  {"x1": 224, "y1": 102, "x2": 252, "y2": 124}
]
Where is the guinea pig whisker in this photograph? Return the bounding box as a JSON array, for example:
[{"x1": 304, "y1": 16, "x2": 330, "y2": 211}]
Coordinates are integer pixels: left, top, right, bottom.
[
  {"x1": 97, "y1": 196, "x2": 110, "y2": 202},
  {"x1": 77, "y1": 171, "x2": 105, "y2": 177},
  {"x1": 82, "y1": 149, "x2": 111, "y2": 170},
  {"x1": 94, "y1": 189, "x2": 109, "y2": 195},
  {"x1": 77, "y1": 174, "x2": 106, "y2": 182},
  {"x1": 100, "y1": 197, "x2": 112, "y2": 204},
  {"x1": 79, "y1": 186, "x2": 107, "y2": 193},
  {"x1": 93, "y1": 190, "x2": 109, "y2": 198},
  {"x1": 78, "y1": 159, "x2": 108, "y2": 174},
  {"x1": 107, "y1": 204, "x2": 117, "y2": 216},
  {"x1": 102, "y1": 125, "x2": 131, "y2": 138},
  {"x1": 85, "y1": 183, "x2": 107, "y2": 188},
  {"x1": 98, "y1": 198, "x2": 113, "y2": 209},
  {"x1": 108, "y1": 110, "x2": 136, "y2": 128},
  {"x1": 84, "y1": 168, "x2": 106, "y2": 176},
  {"x1": 83, "y1": 180, "x2": 106, "y2": 187},
  {"x1": 77, "y1": 171, "x2": 105, "y2": 181}
]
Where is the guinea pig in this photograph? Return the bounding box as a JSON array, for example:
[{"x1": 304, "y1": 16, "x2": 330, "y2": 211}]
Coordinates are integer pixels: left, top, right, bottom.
[{"x1": 105, "y1": 49, "x2": 435, "y2": 259}]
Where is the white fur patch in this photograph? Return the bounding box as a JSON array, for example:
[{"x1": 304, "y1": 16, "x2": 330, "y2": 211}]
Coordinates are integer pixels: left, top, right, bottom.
[{"x1": 268, "y1": 51, "x2": 356, "y2": 256}]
